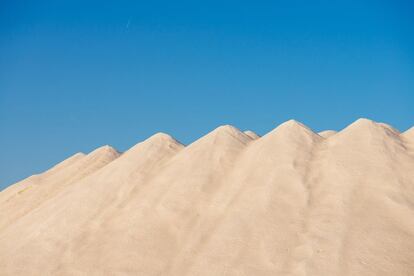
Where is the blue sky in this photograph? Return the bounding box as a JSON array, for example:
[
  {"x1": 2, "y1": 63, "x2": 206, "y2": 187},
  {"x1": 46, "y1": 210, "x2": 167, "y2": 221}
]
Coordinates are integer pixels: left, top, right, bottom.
[{"x1": 1, "y1": 0, "x2": 413, "y2": 189}]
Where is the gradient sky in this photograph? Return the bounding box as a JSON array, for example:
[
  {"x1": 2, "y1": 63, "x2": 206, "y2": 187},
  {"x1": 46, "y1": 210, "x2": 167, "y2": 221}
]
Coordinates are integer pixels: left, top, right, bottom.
[{"x1": 1, "y1": 0, "x2": 413, "y2": 189}]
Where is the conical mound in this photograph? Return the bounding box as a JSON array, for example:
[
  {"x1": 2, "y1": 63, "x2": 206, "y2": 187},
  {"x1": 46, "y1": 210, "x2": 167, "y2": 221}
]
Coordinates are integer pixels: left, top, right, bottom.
[
  {"x1": 335, "y1": 118, "x2": 399, "y2": 139},
  {"x1": 189, "y1": 125, "x2": 253, "y2": 147},
  {"x1": 0, "y1": 119, "x2": 414, "y2": 276},
  {"x1": 262, "y1": 119, "x2": 321, "y2": 148},
  {"x1": 329, "y1": 118, "x2": 406, "y2": 158}
]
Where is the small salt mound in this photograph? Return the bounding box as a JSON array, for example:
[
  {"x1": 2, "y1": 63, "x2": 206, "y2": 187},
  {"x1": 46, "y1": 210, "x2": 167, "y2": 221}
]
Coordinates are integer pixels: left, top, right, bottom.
[
  {"x1": 318, "y1": 130, "x2": 337, "y2": 138},
  {"x1": 244, "y1": 130, "x2": 260, "y2": 139}
]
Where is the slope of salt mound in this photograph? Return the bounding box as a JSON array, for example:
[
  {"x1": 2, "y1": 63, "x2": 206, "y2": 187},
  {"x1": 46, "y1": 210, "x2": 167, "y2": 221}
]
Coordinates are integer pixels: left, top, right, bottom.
[
  {"x1": 318, "y1": 130, "x2": 337, "y2": 138},
  {"x1": 44, "y1": 152, "x2": 86, "y2": 174},
  {"x1": 378, "y1": 122, "x2": 401, "y2": 134},
  {"x1": 0, "y1": 151, "x2": 90, "y2": 207},
  {"x1": 0, "y1": 145, "x2": 120, "y2": 231},
  {"x1": 402, "y1": 127, "x2": 414, "y2": 141},
  {"x1": 0, "y1": 152, "x2": 85, "y2": 199},
  {"x1": 244, "y1": 130, "x2": 260, "y2": 139}
]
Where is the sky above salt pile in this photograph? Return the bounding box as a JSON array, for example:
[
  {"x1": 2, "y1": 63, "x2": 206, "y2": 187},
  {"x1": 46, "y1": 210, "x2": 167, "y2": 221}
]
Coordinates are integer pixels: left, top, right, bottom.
[{"x1": 0, "y1": 0, "x2": 413, "y2": 188}]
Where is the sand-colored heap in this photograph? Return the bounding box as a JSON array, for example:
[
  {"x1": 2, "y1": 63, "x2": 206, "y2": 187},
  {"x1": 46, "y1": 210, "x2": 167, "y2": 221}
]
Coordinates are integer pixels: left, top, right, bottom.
[{"x1": 0, "y1": 119, "x2": 413, "y2": 276}]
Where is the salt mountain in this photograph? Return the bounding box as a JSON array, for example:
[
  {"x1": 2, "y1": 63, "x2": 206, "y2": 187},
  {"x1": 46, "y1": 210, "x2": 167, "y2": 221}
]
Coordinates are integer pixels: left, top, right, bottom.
[{"x1": 1, "y1": 119, "x2": 414, "y2": 276}]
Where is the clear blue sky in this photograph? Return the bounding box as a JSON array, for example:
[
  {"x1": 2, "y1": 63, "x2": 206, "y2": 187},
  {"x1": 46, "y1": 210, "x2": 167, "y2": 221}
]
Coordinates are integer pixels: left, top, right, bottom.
[{"x1": 1, "y1": 0, "x2": 413, "y2": 189}]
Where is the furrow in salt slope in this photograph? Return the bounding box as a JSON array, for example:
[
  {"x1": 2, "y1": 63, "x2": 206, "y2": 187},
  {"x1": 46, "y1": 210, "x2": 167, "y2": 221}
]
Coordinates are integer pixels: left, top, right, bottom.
[
  {"x1": 66, "y1": 125, "x2": 253, "y2": 275},
  {"x1": 401, "y1": 127, "x2": 414, "y2": 159},
  {"x1": 0, "y1": 146, "x2": 120, "y2": 231},
  {"x1": 0, "y1": 133, "x2": 184, "y2": 276}
]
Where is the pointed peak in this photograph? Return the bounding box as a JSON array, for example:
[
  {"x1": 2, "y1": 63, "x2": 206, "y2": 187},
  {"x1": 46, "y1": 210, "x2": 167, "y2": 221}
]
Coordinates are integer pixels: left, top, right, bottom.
[
  {"x1": 127, "y1": 132, "x2": 183, "y2": 154},
  {"x1": 208, "y1": 124, "x2": 251, "y2": 140},
  {"x1": 244, "y1": 130, "x2": 260, "y2": 140},
  {"x1": 260, "y1": 120, "x2": 321, "y2": 146},
  {"x1": 278, "y1": 119, "x2": 316, "y2": 132},
  {"x1": 119, "y1": 132, "x2": 183, "y2": 161},
  {"x1": 145, "y1": 132, "x2": 183, "y2": 146},
  {"x1": 342, "y1": 118, "x2": 398, "y2": 133},
  {"x1": 335, "y1": 118, "x2": 400, "y2": 141},
  {"x1": 340, "y1": 118, "x2": 377, "y2": 132},
  {"x1": 283, "y1": 119, "x2": 304, "y2": 126},
  {"x1": 213, "y1": 124, "x2": 242, "y2": 135},
  {"x1": 344, "y1": 118, "x2": 401, "y2": 134},
  {"x1": 88, "y1": 145, "x2": 120, "y2": 158},
  {"x1": 352, "y1": 118, "x2": 374, "y2": 125},
  {"x1": 267, "y1": 119, "x2": 319, "y2": 137},
  {"x1": 72, "y1": 152, "x2": 86, "y2": 158},
  {"x1": 195, "y1": 125, "x2": 245, "y2": 140},
  {"x1": 148, "y1": 132, "x2": 175, "y2": 141},
  {"x1": 318, "y1": 130, "x2": 337, "y2": 138},
  {"x1": 187, "y1": 124, "x2": 251, "y2": 148}
]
